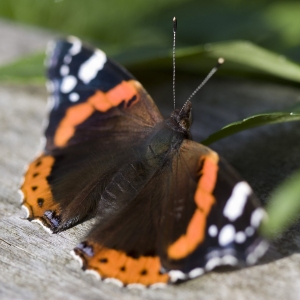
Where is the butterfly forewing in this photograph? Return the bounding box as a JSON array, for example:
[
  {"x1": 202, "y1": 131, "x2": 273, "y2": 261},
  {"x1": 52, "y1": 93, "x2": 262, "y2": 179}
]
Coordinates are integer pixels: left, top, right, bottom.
[{"x1": 45, "y1": 37, "x2": 163, "y2": 151}]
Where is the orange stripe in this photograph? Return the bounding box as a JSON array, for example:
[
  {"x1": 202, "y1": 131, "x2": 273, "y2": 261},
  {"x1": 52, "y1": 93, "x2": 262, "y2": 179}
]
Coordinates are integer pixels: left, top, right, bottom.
[
  {"x1": 80, "y1": 242, "x2": 169, "y2": 285},
  {"x1": 21, "y1": 155, "x2": 59, "y2": 218},
  {"x1": 54, "y1": 80, "x2": 140, "y2": 147},
  {"x1": 167, "y1": 151, "x2": 219, "y2": 260}
]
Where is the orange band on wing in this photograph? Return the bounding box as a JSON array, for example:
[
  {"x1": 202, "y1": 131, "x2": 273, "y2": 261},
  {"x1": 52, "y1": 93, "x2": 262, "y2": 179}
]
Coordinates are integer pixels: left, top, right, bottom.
[
  {"x1": 168, "y1": 151, "x2": 219, "y2": 260},
  {"x1": 54, "y1": 80, "x2": 140, "y2": 147},
  {"x1": 75, "y1": 241, "x2": 169, "y2": 286},
  {"x1": 21, "y1": 154, "x2": 59, "y2": 219}
]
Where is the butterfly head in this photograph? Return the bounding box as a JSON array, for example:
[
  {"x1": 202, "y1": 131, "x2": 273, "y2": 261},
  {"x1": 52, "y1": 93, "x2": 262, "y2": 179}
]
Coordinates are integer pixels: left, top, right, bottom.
[{"x1": 170, "y1": 100, "x2": 192, "y2": 138}]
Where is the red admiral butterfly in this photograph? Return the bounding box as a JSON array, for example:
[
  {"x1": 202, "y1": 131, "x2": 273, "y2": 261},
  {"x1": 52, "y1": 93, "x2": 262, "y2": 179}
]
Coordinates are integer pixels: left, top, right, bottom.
[{"x1": 20, "y1": 20, "x2": 268, "y2": 288}]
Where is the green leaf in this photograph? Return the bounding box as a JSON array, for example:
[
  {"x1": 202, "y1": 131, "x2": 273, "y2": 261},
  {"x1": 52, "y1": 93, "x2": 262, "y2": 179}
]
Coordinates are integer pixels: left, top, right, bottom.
[
  {"x1": 3, "y1": 40, "x2": 300, "y2": 85},
  {"x1": 261, "y1": 169, "x2": 300, "y2": 238},
  {"x1": 0, "y1": 52, "x2": 45, "y2": 84},
  {"x1": 127, "y1": 41, "x2": 300, "y2": 83},
  {"x1": 201, "y1": 112, "x2": 300, "y2": 145}
]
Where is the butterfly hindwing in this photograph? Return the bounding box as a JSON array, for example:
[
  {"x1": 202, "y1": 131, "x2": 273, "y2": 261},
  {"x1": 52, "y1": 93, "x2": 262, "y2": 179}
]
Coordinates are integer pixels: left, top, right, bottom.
[
  {"x1": 72, "y1": 158, "x2": 172, "y2": 286},
  {"x1": 72, "y1": 140, "x2": 267, "y2": 286}
]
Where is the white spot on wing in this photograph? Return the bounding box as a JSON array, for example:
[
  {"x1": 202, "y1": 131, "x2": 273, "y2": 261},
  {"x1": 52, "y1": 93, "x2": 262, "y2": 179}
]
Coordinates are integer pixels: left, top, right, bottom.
[
  {"x1": 69, "y1": 92, "x2": 80, "y2": 102},
  {"x1": 64, "y1": 54, "x2": 72, "y2": 64},
  {"x1": 18, "y1": 190, "x2": 24, "y2": 202},
  {"x1": 60, "y1": 75, "x2": 77, "y2": 93},
  {"x1": 188, "y1": 268, "x2": 204, "y2": 278},
  {"x1": 78, "y1": 49, "x2": 107, "y2": 84},
  {"x1": 103, "y1": 278, "x2": 123, "y2": 287},
  {"x1": 46, "y1": 80, "x2": 54, "y2": 93},
  {"x1": 47, "y1": 96, "x2": 55, "y2": 111},
  {"x1": 205, "y1": 257, "x2": 221, "y2": 271},
  {"x1": 85, "y1": 269, "x2": 101, "y2": 280},
  {"x1": 21, "y1": 205, "x2": 30, "y2": 218},
  {"x1": 46, "y1": 40, "x2": 55, "y2": 57},
  {"x1": 32, "y1": 219, "x2": 53, "y2": 234},
  {"x1": 218, "y1": 224, "x2": 236, "y2": 246},
  {"x1": 251, "y1": 208, "x2": 266, "y2": 228},
  {"x1": 221, "y1": 255, "x2": 238, "y2": 266},
  {"x1": 246, "y1": 240, "x2": 269, "y2": 265},
  {"x1": 39, "y1": 137, "x2": 46, "y2": 151},
  {"x1": 68, "y1": 36, "x2": 82, "y2": 56},
  {"x1": 168, "y1": 270, "x2": 186, "y2": 282},
  {"x1": 150, "y1": 283, "x2": 167, "y2": 289},
  {"x1": 60, "y1": 65, "x2": 69, "y2": 76},
  {"x1": 208, "y1": 225, "x2": 218, "y2": 237},
  {"x1": 223, "y1": 181, "x2": 252, "y2": 221},
  {"x1": 205, "y1": 254, "x2": 239, "y2": 271},
  {"x1": 235, "y1": 231, "x2": 246, "y2": 243},
  {"x1": 245, "y1": 226, "x2": 255, "y2": 236},
  {"x1": 70, "y1": 250, "x2": 83, "y2": 268}
]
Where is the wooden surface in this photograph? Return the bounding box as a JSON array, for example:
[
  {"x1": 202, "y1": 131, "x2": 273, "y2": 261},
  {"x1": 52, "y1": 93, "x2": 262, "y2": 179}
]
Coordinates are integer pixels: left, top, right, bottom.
[{"x1": 1, "y1": 20, "x2": 300, "y2": 300}]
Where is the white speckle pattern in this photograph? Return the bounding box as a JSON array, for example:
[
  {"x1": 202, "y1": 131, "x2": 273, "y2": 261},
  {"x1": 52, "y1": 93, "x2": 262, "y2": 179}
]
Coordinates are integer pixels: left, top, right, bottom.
[
  {"x1": 46, "y1": 80, "x2": 54, "y2": 93},
  {"x1": 18, "y1": 190, "x2": 24, "y2": 202},
  {"x1": 208, "y1": 225, "x2": 218, "y2": 237},
  {"x1": 21, "y1": 205, "x2": 29, "y2": 218},
  {"x1": 68, "y1": 36, "x2": 82, "y2": 56},
  {"x1": 222, "y1": 255, "x2": 238, "y2": 266},
  {"x1": 64, "y1": 54, "x2": 72, "y2": 64},
  {"x1": 103, "y1": 278, "x2": 123, "y2": 287},
  {"x1": 188, "y1": 268, "x2": 204, "y2": 278},
  {"x1": 44, "y1": 41, "x2": 56, "y2": 67},
  {"x1": 168, "y1": 270, "x2": 186, "y2": 282},
  {"x1": 47, "y1": 96, "x2": 56, "y2": 111},
  {"x1": 70, "y1": 250, "x2": 83, "y2": 267},
  {"x1": 60, "y1": 65, "x2": 69, "y2": 76},
  {"x1": 127, "y1": 283, "x2": 145, "y2": 289},
  {"x1": 32, "y1": 219, "x2": 53, "y2": 234},
  {"x1": 85, "y1": 269, "x2": 101, "y2": 280},
  {"x1": 60, "y1": 75, "x2": 77, "y2": 93},
  {"x1": 78, "y1": 49, "x2": 107, "y2": 84},
  {"x1": 245, "y1": 226, "x2": 255, "y2": 236},
  {"x1": 205, "y1": 257, "x2": 221, "y2": 271},
  {"x1": 235, "y1": 231, "x2": 246, "y2": 243},
  {"x1": 39, "y1": 137, "x2": 47, "y2": 151},
  {"x1": 69, "y1": 92, "x2": 80, "y2": 102},
  {"x1": 223, "y1": 181, "x2": 251, "y2": 221},
  {"x1": 205, "y1": 254, "x2": 239, "y2": 271},
  {"x1": 46, "y1": 40, "x2": 55, "y2": 57},
  {"x1": 251, "y1": 208, "x2": 265, "y2": 228},
  {"x1": 246, "y1": 240, "x2": 269, "y2": 265},
  {"x1": 218, "y1": 224, "x2": 236, "y2": 246}
]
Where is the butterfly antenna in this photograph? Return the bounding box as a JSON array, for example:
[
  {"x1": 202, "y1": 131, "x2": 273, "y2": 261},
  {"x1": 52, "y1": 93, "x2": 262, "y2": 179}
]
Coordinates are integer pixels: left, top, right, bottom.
[
  {"x1": 185, "y1": 58, "x2": 225, "y2": 103},
  {"x1": 173, "y1": 16, "x2": 177, "y2": 110}
]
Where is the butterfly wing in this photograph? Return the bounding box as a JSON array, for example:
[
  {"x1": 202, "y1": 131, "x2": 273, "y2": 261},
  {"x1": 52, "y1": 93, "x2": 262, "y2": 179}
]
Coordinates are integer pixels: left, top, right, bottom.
[
  {"x1": 21, "y1": 38, "x2": 163, "y2": 232},
  {"x1": 158, "y1": 140, "x2": 268, "y2": 282},
  {"x1": 45, "y1": 36, "x2": 163, "y2": 150},
  {"x1": 72, "y1": 140, "x2": 267, "y2": 287}
]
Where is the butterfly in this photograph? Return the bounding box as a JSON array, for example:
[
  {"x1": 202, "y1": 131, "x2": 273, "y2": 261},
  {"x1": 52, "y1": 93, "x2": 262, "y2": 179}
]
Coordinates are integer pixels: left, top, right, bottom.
[{"x1": 20, "y1": 35, "x2": 268, "y2": 288}]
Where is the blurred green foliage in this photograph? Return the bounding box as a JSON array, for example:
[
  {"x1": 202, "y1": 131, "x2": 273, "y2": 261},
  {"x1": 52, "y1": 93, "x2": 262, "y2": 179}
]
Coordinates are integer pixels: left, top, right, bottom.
[
  {"x1": 1, "y1": 0, "x2": 300, "y2": 59},
  {"x1": 202, "y1": 112, "x2": 300, "y2": 145},
  {"x1": 0, "y1": 0, "x2": 300, "y2": 238}
]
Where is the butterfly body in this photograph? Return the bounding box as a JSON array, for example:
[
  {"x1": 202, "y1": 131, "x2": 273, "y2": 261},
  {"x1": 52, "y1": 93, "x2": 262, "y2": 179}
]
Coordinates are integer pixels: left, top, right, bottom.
[{"x1": 20, "y1": 37, "x2": 268, "y2": 287}]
